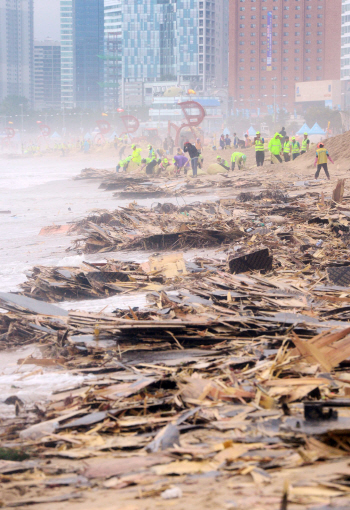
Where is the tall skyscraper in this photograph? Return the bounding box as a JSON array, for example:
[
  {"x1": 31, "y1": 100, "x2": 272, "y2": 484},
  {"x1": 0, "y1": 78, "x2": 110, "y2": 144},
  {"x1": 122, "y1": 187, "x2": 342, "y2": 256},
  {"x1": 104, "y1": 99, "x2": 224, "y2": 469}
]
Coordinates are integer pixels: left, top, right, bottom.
[
  {"x1": 104, "y1": 0, "x2": 122, "y2": 109},
  {"x1": 228, "y1": 0, "x2": 341, "y2": 114},
  {"x1": 0, "y1": 0, "x2": 34, "y2": 104},
  {"x1": 60, "y1": 0, "x2": 104, "y2": 109},
  {"x1": 103, "y1": 0, "x2": 228, "y2": 108},
  {"x1": 34, "y1": 39, "x2": 61, "y2": 110},
  {"x1": 341, "y1": 0, "x2": 350, "y2": 109}
]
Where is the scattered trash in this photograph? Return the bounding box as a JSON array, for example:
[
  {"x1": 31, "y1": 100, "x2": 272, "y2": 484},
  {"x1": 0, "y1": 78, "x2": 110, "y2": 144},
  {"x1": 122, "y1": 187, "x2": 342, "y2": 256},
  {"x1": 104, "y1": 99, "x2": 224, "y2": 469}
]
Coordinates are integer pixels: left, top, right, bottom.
[
  {"x1": 228, "y1": 247, "x2": 273, "y2": 274},
  {"x1": 161, "y1": 487, "x2": 183, "y2": 500}
]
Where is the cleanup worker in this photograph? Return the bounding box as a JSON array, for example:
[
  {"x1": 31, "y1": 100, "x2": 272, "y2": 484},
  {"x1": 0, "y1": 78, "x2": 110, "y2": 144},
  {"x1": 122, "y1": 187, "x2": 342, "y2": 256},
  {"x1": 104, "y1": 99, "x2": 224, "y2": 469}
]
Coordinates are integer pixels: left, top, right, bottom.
[
  {"x1": 283, "y1": 136, "x2": 291, "y2": 162},
  {"x1": 184, "y1": 141, "x2": 200, "y2": 177},
  {"x1": 291, "y1": 137, "x2": 301, "y2": 160},
  {"x1": 160, "y1": 157, "x2": 170, "y2": 172},
  {"x1": 131, "y1": 144, "x2": 142, "y2": 165},
  {"x1": 231, "y1": 152, "x2": 247, "y2": 172},
  {"x1": 314, "y1": 143, "x2": 334, "y2": 180},
  {"x1": 301, "y1": 133, "x2": 310, "y2": 155},
  {"x1": 174, "y1": 154, "x2": 190, "y2": 176},
  {"x1": 268, "y1": 133, "x2": 283, "y2": 163},
  {"x1": 254, "y1": 131, "x2": 265, "y2": 167},
  {"x1": 141, "y1": 157, "x2": 161, "y2": 176},
  {"x1": 245, "y1": 134, "x2": 252, "y2": 148},
  {"x1": 148, "y1": 144, "x2": 156, "y2": 159},
  {"x1": 217, "y1": 155, "x2": 230, "y2": 171}
]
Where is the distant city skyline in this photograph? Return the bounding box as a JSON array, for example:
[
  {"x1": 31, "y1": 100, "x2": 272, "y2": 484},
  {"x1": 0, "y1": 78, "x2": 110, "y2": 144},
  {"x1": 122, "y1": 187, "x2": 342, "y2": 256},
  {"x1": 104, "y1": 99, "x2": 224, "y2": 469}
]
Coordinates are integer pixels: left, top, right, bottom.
[{"x1": 34, "y1": 0, "x2": 60, "y2": 40}]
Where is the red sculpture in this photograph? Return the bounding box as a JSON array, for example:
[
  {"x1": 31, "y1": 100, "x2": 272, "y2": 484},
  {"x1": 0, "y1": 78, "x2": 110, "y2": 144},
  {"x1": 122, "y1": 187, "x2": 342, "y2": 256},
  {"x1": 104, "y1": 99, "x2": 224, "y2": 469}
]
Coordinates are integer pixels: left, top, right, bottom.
[
  {"x1": 96, "y1": 120, "x2": 111, "y2": 135},
  {"x1": 4, "y1": 128, "x2": 15, "y2": 139},
  {"x1": 168, "y1": 101, "x2": 206, "y2": 146},
  {"x1": 120, "y1": 115, "x2": 140, "y2": 138},
  {"x1": 40, "y1": 124, "x2": 51, "y2": 137}
]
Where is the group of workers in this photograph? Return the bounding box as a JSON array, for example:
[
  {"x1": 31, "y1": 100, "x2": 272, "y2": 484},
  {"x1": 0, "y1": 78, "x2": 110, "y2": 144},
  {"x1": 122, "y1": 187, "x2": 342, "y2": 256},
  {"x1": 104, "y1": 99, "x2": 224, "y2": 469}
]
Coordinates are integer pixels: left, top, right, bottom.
[
  {"x1": 253, "y1": 131, "x2": 333, "y2": 180},
  {"x1": 116, "y1": 142, "x2": 195, "y2": 176},
  {"x1": 116, "y1": 131, "x2": 334, "y2": 182}
]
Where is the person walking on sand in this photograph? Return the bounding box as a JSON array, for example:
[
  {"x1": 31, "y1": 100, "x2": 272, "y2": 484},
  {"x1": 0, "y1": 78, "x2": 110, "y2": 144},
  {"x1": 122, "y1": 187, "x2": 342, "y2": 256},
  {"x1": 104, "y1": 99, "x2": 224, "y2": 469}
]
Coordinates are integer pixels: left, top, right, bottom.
[
  {"x1": 314, "y1": 143, "x2": 334, "y2": 180},
  {"x1": 184, "y1": 141, "x2": 200, "y2": 177}
]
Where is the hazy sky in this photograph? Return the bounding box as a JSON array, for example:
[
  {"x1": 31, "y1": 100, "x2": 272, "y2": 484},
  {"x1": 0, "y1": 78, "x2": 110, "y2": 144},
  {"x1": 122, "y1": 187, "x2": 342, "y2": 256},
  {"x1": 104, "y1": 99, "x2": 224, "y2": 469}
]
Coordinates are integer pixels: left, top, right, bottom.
[{"x1": 34, "y1": 0, "x2": 60, "y2": 41}]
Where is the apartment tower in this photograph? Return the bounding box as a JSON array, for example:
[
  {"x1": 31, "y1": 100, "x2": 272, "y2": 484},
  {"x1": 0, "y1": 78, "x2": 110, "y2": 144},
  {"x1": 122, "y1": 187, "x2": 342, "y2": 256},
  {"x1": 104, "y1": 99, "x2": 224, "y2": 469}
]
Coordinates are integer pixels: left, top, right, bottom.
[
  {"x1": 228, "y1": 0, "x2": 341, "y2": 114},
  {"x1": 0, "y1": 0, "x2": 34, "y2": 103}
]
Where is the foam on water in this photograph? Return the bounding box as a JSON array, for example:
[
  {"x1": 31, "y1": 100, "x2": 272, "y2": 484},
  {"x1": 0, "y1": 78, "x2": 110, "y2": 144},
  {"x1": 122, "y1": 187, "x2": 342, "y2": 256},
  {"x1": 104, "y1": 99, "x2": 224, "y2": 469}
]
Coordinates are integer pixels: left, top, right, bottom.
[{"x1": 0, "y1": 345, "x2": 95, "y2": 419}]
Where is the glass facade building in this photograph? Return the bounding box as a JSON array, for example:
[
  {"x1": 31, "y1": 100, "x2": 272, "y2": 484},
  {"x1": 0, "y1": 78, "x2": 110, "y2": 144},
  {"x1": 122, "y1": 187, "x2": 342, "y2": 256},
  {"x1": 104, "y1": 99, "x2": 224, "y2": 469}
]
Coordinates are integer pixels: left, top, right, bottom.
[
  {"x1": 34, "y1": 40, "x2": 61, "y2": 110},
  {"x1": 122, "y1": 0, "x2": 177, "y2": 81},
  {"x1": 0, "y1": 0, "x2": 34, "y2": 104},
  {"x1": 75, "y1": 0, "x2": 104, "y2": 109},
  {"x1": 60, "y1": 0, "x2": 104, "y2": 109},
  {"x1": 60, "y1": 0, "x2": 74, "y2": 108}
]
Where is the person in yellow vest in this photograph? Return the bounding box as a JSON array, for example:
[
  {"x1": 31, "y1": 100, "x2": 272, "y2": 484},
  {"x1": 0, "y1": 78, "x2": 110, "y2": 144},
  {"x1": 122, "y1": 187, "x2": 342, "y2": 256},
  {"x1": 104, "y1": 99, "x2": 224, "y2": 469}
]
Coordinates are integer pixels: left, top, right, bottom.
[
  {"x1": 268, "y1": 132, "x2": 283, "y2": 163},
  {"x1": 291, "y1": 137, "x2": 300, "y2": 160},
  {"x1": 301, "y1": 133, "x2": 310, "y2": 155},
  {"x1": 131, "y1": 144, "x2": 142, "y2": 165},
  {"x1": 254, "y1": 131, "x2": 265, "y2": 167},
  {"x1": 283, "y1": 136, "x2": 291, "y2": 162},
  {"x1": 217, "y1": 155, "x2": 230, "y2": 171},
  {"x1": 314, "y1": 143, "x2": 334, "y2": 180}
]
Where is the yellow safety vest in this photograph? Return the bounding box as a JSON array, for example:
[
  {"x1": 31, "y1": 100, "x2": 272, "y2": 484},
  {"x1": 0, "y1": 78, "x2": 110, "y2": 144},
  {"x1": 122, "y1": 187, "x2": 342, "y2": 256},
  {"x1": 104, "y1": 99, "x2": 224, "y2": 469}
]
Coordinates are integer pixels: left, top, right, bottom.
[
  {"x1": 283, "y1": 141, "x2": 291, "y2": 153},
  {"x1": 292, "y1": 142, "x2": 300, "y2": 154},
  {"x1": 316, "y1": 147, "x2": 328, "y2": 165},
  {"x1": 301, "y1": 138, "x2": 309, "y2": 151},
  {"x1": 255, "y1": 139, "x2": 264, "y2": 151}
]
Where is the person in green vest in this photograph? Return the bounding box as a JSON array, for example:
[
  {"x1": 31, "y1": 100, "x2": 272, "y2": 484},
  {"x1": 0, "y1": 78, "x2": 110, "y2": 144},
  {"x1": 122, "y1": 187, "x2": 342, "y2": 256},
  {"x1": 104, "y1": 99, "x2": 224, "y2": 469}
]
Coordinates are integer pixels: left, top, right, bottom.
[
  {"x1": 254, "y1": 131, "x2": 265, "y2": 167},
  {"x1": 301, "y1": 133, "x2": 310, "y2": 155},
  {"x1": 283, "y1": 136, "x2": 291, "y2": 162},
  {"x1": 141, "y1": 157, "x2": 161, "y2": 175},
  {"x1": 148, "y1": 144, "x2": 156, "y2": 159},
  {"x1": 268, "y1": 132, "x2": 283, "y2": 163},
  {"x1": 314, "y1": 143, "x2": 334, "y2": 180},
  {"x1": 131, "y1": 144, "x2": 142, "y2": 164},
  {"x1": 231, "y1": 152, "x2": 247, "y2": 171},
  {"x1": 217, "y1": 155, "x2": 230, "y2": 171},
  {"x1": 291, "y1": 137, "x2": 301, "y2": 160},
  {"x1": 160, "y1": 157, "x2": 170, "y2": 172}
]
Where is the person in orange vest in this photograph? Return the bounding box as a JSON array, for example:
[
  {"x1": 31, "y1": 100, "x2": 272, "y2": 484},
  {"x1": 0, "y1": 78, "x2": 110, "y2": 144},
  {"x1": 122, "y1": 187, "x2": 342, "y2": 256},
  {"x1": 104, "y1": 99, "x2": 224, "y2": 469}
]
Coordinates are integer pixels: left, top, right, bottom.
[{"x1": 314, "y1": 143, "x2": 334, "y2": 180}]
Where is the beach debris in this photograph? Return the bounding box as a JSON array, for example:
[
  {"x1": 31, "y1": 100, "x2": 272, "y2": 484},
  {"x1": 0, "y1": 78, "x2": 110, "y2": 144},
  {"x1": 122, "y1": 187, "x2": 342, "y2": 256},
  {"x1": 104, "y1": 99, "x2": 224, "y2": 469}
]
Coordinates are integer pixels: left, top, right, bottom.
[{"x1": 228, "y1": 247, "x2": 273, "y2": 274}]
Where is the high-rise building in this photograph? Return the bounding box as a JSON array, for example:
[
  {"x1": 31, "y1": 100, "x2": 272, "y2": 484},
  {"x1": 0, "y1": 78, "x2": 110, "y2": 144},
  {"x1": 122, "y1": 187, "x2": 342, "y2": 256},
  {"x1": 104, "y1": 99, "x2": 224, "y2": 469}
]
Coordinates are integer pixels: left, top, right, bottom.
[
  {"x1": 34, "y1": 39, "x2": 61, "y2": 110},
  {"x1": 0, "y1": 0, "x2": 34, "y2": 104},
  {"x1": 102, "y1": 0, "x2": 228, "y2": 108},
  {"x1": 60, "y1": 0, "x2": 104, "y2": 109},
  {"x1": 104, "y1": 0, "x2": 122, "y2": 109},
  {"x1": 341, "y1": 0, "x2": 350, "y2": 110},
  {"x1": 228, "y1": 0, "x2": 341, "y2": 115},
  {"x1": 60, "y1": 0, "x2": 74, "y2": 109}
]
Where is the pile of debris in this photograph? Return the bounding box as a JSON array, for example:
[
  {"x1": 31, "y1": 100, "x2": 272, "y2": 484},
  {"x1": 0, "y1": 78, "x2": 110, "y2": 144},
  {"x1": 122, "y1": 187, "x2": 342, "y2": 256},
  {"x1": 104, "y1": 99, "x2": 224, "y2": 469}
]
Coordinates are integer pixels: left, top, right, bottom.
[
  {"x1": 73, "y1": 168, "x2": 115, "y2": 180},
  {"x1": 1, "y1": 287, "x2": 350, "y2": 507},
  {"x1": 69, "y1": 202, "x2": 246, "y2": 254},
  {"x1": 19, "y1": 261, "x2": 164, "y2": 302},
  {"x1": 3, "y1": 181, "x2": 350, "y2": 508}
]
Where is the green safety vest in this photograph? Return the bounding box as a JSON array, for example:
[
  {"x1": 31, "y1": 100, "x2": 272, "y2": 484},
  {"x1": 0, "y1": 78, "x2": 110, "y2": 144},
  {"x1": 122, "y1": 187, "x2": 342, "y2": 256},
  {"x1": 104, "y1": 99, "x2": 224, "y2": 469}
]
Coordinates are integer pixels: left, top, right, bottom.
[
  {"x1": 269, "y1": 139, "x2": 282, "y2": 155},
  {"x1": 231, "y1": 152, "x2": 245, "y2": 162},
  {"x1": 255, "y1": 139, "x2": 264, "y2": 151},
  {"x1": 292, "y1": 142, "x2": 300, "y2": 154},
  {"x1": 301, "y1": 138, "x2": 309, "y2": 151},
  {"x1": 283, "y1": 141, "x2": 291, "y2": 153}
]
